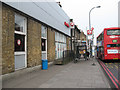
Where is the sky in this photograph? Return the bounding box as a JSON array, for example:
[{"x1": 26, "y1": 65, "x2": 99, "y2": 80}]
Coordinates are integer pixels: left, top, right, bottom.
[{"x1": 55, "y1": 0, "x2": 119, "y2": 45}]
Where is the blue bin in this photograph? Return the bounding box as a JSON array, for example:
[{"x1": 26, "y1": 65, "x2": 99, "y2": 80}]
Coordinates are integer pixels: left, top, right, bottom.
[{"x1": 42, "y1": 59, "x2": 48, "y2": 70}]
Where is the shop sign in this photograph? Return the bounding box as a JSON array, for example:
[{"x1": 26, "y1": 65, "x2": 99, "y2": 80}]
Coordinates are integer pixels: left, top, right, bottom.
[
  {"x1": 17, "y1": 39, "x2": 21, "y2": 46},
  {"x1": 42, "y1": 42, "x2": 44, "y2": 46},
  {"x1": 64, "y1": 22, "x2": 69, "y2": 28},
  {"x1": 70, "y1": 22, "x2": 74, "y2": 27},
  {"x1": 91, "y1": 27, "x2": 94, "y2": 30},
  {"x1": 87, "y1": 30, "x2": 92, "y2": 35}
]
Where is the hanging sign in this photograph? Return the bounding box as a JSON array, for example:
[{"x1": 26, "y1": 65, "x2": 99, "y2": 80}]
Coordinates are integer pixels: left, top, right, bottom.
[
  {"x1": 91, "y1": 27, "x2": 94, "y2": 30},
  {"x1": 70, "y1": 22, "x2": 74, "y2": 27},
  {"x1": 87, "y1": 30, "x2": 92, "y2": 35}
]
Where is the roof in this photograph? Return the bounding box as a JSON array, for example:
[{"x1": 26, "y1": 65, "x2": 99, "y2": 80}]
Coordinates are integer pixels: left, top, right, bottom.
[{"x1": 3, "y1": 1, "x2": 71, "y2": 36}]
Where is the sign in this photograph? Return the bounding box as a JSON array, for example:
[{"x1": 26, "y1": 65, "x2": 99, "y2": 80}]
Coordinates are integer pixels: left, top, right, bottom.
[
  {"x1": 107, "y1": 49, "x2": 118, "y2": 54},
  {"x1": 64, "y1": 22, "x2": 69, "y2": 28},
  {"x1": 82, "y1": 41, "x2": 86, "y2": 43},
  {"x1": 110, "y1": 36, "x2": 120, "y2": 38},
  {"x1": 87, "y1": 30, "x2": 92, "y2": 35},
  {"x1": 91, "y1": 27, "x2": 94, "y2": 30},
  {"x1": 70, "y1": 22, "x2": 74, "y2": 27},
  {"x1": 113, "y1": 40, "x2": 117, "y2": 43},
  {"x1": 17, "y1": 39, "x2": 21, "y2": 46},
  {"x1": 42, "y1": 42, "x2": 44, "y2": 46}
]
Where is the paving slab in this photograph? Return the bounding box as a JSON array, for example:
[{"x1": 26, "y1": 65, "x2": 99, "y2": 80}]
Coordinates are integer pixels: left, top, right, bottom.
[
  {"x1": 3, "y1": 58, "x2": 111, "y2": 88},
  {"x1": 39, "y1": 58, "x2": 111, "y2": 88}
]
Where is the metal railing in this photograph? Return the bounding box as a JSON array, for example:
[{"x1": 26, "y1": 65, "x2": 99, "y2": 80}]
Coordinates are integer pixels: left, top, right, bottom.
[{"x1": 62, "y1": 50, "x2": 74, "y2": 64}]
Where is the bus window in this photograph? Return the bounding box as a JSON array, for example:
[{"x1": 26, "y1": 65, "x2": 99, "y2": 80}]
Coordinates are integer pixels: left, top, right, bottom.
[
  {"x1": 107, "y1": 30, "x2": 120, "y2": 35},
  {"x1": 107, "y1": 44, "x2": 120, "y2": 47},
  {"x1": 107, "y1": 45, "x2": 111, "y2": 47}
]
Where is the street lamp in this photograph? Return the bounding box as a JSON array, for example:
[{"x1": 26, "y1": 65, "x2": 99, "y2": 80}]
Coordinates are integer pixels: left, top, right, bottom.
[{"x1": 89, "y1": 6, "x2": 101, "y2": 57}]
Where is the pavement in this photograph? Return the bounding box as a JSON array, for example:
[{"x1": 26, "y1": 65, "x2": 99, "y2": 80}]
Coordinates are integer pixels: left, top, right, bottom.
[{"x1": 3, "y1": 58, "x2": 111, "y2": 88}]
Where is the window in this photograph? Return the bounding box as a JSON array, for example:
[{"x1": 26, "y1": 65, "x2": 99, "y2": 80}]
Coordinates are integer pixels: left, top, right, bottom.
[
  {"x1": 107, "y1": 44, "x2": 120, "y2": 47},
  {"x1": 15, "y1": 14, "x2": 26, "y2": 33},
  {"x1": 55, "y1": 32, "x2": 57, "y2": 41},
  {"x1": 15, "y1": 34, "x2": 25, "y2": 52},
  {"x1": 15, "y1": 14, "x2": 26, "y2": 52},
  {"x1": 55, "y1": 32, "x2": 67, "y2": 59},
  {"x1": 107, "y1": 30, "x2": 120, "y2": 35},
  {"x1": 42, "y1": 39, "x2": 46, "y2": 51},
  {"x1": 64, "y1": 36, "x2": 66, "y2": 43},
  {"x1": 41, "y1": 25, "x2": 47, "y2": 38},
  {"x1": 14, "y1": 14, "x2": 27, "y2": 70},
  {"x1": 60, "y1": 34, "x2": 62, "y2": 42},
  {"x1": 41, "y1": 25, "x2": 47, "y2": 60}
]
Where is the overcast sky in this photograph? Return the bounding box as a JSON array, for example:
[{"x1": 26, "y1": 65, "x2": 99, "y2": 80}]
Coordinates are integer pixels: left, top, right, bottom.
[{"x1": 55, "y1": 0, "x2": 119, "y2": 45}]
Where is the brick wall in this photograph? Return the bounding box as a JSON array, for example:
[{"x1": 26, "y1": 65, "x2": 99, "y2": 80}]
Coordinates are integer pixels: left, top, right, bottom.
[
  {"x1": 1, "y1": 4, "x2": 69, "y2": 74},
  {"x1": 47, "y1": 27, "x2": 55, "y2": 62},
  {"x1": 80, "y1": 32, "x2": 86, "y2": 41},
  {"x1": 0, "y1": 2, "x2": 2, "y2": 75},
  {"x1": 27, "y1": 19, "x2": 42, "y2": 67},
  {"x1": 2, "y1": 5, "x2": 15, "y2": 74}
]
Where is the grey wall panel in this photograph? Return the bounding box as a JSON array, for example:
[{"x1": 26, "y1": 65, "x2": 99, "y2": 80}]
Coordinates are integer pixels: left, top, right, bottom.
[
  {"x1": 4, "y1": 1, "x2": 71, "y2": 36},
  {"x1": 15, "y1": 54, "x2": 25, "y2": 70},
  {"x1": 42, "y1": 53, "x2": 47, "y2": 60}
]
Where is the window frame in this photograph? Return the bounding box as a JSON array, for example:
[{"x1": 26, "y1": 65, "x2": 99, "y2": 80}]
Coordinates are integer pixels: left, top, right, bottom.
[
  {"x1": 14, "y1": 13, "x2": 27, "y2": 55},
  {"x1": 107, "y1": 29, "x2": 120, "y2": 35},
  {"x1": 14, "y1": 13, "x2": 27, "y2": 69},
  {"x1": 41, "y1": 25, "x2": 47, "y2": 59}
]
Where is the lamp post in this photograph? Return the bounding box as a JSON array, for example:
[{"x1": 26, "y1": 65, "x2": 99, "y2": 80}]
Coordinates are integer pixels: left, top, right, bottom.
[{"x1": 89, "y1": 6, "x2": 101, "y2": 57}]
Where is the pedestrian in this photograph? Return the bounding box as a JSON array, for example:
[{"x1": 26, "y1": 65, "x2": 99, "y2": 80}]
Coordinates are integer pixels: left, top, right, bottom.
[{"x1": 86, "y1": 51, "x2": 89, "y2": 60}]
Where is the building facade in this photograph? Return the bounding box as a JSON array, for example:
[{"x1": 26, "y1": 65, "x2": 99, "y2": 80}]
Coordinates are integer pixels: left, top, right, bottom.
[
  {"x1": 71, "y1": 25, "x2": 81, "y2": 52},
  {"x1": 71, "y1": 25, "x2": 87, "y2": 54},
  {"x1": 1, "y1": 1, "x2": 71, "y2": 74},
  {"x1": 79, "y1": 31, "x2": 87, "y2": 45}
]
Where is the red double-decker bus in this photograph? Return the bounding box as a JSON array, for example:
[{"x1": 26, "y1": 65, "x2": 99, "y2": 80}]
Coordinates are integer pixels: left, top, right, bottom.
[{"x1": 97, "y1": 27, "x2": 120, "y2": 60}]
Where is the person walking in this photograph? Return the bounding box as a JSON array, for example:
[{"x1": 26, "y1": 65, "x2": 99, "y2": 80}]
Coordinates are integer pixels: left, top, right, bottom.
[{"x1": 86, "y1": 51, "x2": 89, "y2": 60}]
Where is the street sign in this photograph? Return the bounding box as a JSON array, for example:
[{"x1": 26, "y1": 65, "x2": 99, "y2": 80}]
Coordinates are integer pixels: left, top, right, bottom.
[
  {"x1": 91, "y1": 27, "x2": 94, "y2": 30},
  {"x1": 87, "y1": 30, "x2": 92, "y2": 35},
  {"x1": 70, "y1": 22, "x2": 74, "y2": 27}
]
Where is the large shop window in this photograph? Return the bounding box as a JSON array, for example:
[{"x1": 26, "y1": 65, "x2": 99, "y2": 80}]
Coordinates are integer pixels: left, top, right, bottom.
[{"x1": 55, "y1": 32, "x2": 67, "y2": 59}]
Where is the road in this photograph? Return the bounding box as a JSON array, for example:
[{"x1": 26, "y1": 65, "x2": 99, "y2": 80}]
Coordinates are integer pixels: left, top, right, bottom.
[{"x1": 98, "y1": 59, "x2": 120, "y2": 89}]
